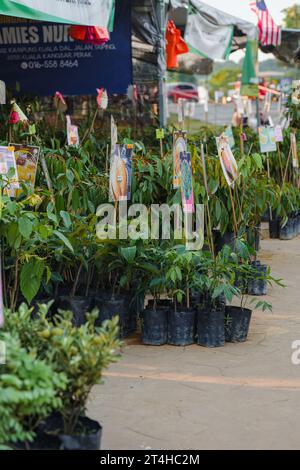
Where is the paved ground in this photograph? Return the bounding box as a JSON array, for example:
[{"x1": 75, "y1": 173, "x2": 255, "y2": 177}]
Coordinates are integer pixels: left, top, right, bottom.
[{"x1": 88, "y1": 233, "x2": 300, "y2": 450}]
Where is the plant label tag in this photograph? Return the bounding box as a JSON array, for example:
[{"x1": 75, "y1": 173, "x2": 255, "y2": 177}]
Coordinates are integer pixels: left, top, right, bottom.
[
  {"x1": 156, "y1": 129, "x2": 164, "y2": 140},
  {"x1": 274, "y1": 125, "x2": 283, "y2": 142},
  {"x1": 0, "y1": 81, "x2": 5, "y2": 104}
]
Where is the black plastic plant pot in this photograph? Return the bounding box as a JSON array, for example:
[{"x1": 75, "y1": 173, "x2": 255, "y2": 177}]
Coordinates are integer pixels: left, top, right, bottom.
[
  {"x1": 196, "y1": 306, "x2": 225, "y2": 348},
  {"x1": 167, "y1": 308, "x2": 196, "y2": 346},
  {"x1": 59, "y1": 417, "x2": 102, "y2": 450},
  {"x1": 141, "y1": 308, "x2": 168, "y2": 346},
  {"x1": 12, "y1": 432, "x2": 61, "y2": 450},
  {"x1": 280, "y1": 218, "x2": 295, "y2": 240},
  {"x1": 123, "y1": 293, "x2": 144, "y2": 336},
  {"x1": 269, "y1": 219, "x2": 280, "y2": 239},
  {"x1": 225, "y1": 306, "x2": 252, "y2": 343},
  {"x1": 247, "y1": 225, "x2": 261, "y2": 252},
  {"x1": 57, "y1": 296, "x2": 93, "y2": 327},
  {"x1": 247, "y1": 264, "x2": 268, "y2": 296},
  {"x1": 147, "y1": 299, "x2": 172, "y2": 310},
  {"x1": 214, "y1": 230, "x2": 236, "y2": 254},
  {"x1": 93, "y1": 295, "x2": 126, "y2": 338}
]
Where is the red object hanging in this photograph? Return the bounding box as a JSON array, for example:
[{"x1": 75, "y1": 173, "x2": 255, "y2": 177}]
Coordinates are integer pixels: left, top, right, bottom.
[
  {"x1": 166, "y1": 20, "x2": 189, "y2": 69},
  {"x1": 69, "y1": 26, "x2": 110, "y2": 45}
]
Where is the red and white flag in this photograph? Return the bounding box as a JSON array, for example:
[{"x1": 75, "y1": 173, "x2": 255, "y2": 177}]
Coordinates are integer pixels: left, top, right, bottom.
[{"x1": 250, "y1": 0, "x2": 281, "y2": 46}]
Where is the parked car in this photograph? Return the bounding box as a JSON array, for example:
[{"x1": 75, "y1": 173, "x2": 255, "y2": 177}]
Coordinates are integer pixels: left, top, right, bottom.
[{"x1": 168, "y1": 83, "x2": 199, "y2": 103}]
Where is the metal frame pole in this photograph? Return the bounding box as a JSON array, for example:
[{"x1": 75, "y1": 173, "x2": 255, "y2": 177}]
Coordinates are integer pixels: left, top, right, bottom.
[{"x1": 156, "y1": 0, "x2": 167, "y2": 128}]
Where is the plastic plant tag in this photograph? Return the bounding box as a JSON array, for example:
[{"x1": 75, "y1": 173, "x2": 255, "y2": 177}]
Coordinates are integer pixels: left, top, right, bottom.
[
  {"x1": 274, "y1": 125, "x2": 283, "y2": 143},
  {"x1": 156, "y1": 129, "x2": 164, "y2": 140}
]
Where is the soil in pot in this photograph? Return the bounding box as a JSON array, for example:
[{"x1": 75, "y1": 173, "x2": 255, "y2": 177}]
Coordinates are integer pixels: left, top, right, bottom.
[
  {"x1": 167, "y1": 308, "x2": 196, "y2": 346},
  {"x1": 196, "y1": 304, "x2": 225, "y2": 348},
  {"x1": 141, "y1": 308, "x2": 168, "y2": 346},
  {"x1": 247, "y1": 263, "x2": 268, "y2": 296},
  {"x1": 225, "y1": 306, "x2": 252, "y2": 343},
  {"x1": 56, "y1": 296, "x2": 94, "y2": 327}
]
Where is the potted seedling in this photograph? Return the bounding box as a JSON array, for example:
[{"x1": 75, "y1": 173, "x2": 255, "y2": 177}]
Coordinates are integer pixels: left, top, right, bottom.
[
  {"x1": 225, "y1": 243, "x2": 284, "y2": 343},
  {"x1": 165, "y1": 246, "x2": 201, "y2": 346},
  {"x1": 138, "y1": 244, "x2": 170, "y2": 346},
  {"x1": 196, "y1": 245, "x2": 240, "y2": 348},
  {"x1": 0, "y1": 332, "x2": 67, "y2": 450}
]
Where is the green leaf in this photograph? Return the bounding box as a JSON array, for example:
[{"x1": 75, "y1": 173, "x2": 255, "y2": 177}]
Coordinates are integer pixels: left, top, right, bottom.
[
  {"x1": 20, "y1": 259, "x2": 45, "y2": 304},
  {"x1": 53, "y1": 230, "x2": 74, "y2": 253},
  {"x1": 18, "y1": 217, "x2": 33, "y2": 240},
  {"x1": 120, "y1": 246, "x2": 137, "y2": 264},
  {"x1": 60, "y1": 211, "x2": 72, "y2": 228}
]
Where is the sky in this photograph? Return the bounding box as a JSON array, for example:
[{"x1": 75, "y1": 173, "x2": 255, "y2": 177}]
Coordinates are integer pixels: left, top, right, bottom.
[
  {"x1": 202, "y1": 0, "x2": 297, "y2": 24},
  {"x1": 201, "y1": 0, "x2": 299, "y2": 61}
]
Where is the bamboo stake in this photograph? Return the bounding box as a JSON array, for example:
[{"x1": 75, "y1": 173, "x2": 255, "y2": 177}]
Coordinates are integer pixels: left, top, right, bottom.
[
  {"x1": 229, "y1": 185, "x2": 239, "y2": 236},
  {"x1": 200, "y1": 144, "x2": 215, "y2": 258},
  {"x1": 282, "y1": 145, "x2": 292, "y2": 188},
  {"x1": 106, "y1": 144, "x2": 109, "y2": 174},
  {"x1": 277, "y1": 142, "x2": 284, "y2": 184},
  {"x1": 266, "y1": 153, "x2": 273, "y2": 221}
]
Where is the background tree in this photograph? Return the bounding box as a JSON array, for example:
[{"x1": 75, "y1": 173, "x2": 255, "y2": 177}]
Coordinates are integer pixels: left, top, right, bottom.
[{"x1": 282, "y1": 4, "x2": 300, "y2": 29}]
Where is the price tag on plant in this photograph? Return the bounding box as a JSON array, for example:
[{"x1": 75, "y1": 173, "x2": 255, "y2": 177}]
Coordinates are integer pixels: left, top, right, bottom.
[
  {"x1": 28, "y1": 124, "x2": 36, "y2": 136},
  {"x1": 274, "y1": 125, "x2": 283, "y2": 143},
  {"x1": 156, "y1": 129, "x2": 164, "y2": 140}
]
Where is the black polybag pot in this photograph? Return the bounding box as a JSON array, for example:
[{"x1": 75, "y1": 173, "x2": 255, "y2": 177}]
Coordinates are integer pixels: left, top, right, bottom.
[
  {"x1": 280, "y1": 218, "x2": 295, "y2": 240},
  {"x1": 196, "y1": 305, "x2": 225, "y2": 348},
  {"x1": 269, "y1": 219, "x2": 280, "y2": 239},
  {"x1": 40, "y1": 414, "x2": 102, "y2": 450},
  {"x1": 93, "y1": 295, "x2": 126, "y2": 338},
  {"x1": 167, "y1": 308, "x2": 196, "y2": 346},
  {"x1": 247, "y1": 225, "x2": 261, "y2": 252},
  {"x1": 56, "y1": 296, "x2": 94, "y2": 327},
  {"x1": 12, "y1": 431, "x2": 61, "y2": 450},
  {"x1": 141, "y1": 308, "x2": 168, "y2": 346},
  {"x1": 247, "y1": 263, "x2": 268, "y2": 296},
  {"x1": 123, "y1": 292, "x2": 144, "y2": 336},
  {"x1": 225, "y1": 306, "x2": 252, "y2": 343},
  {"x1": 147, "y1": 299, "x2": 172, "y2": 310},
  {"x1": 59, "y1": 417, "x2": 102, "y2": 450},
  {"x1": 214, "y1": 230, "x2": 235, "y2": 254}
]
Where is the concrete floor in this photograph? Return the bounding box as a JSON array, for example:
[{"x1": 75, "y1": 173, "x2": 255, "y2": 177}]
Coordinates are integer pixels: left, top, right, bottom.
[{"x1": 88, "y1": 234, "x2": 300, "y2": 450}]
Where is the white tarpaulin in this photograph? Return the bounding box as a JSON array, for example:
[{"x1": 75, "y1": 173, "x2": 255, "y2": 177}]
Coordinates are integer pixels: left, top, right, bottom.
[
  {"x1": 172, "y1": 0, "x2": 256, "y2": 60},
  {"x1": 0, "y1": 0, "x2": 115, "y2": 27},
  {"x1": 185, "y1": 5, "x2": 234, "y2": 60}
]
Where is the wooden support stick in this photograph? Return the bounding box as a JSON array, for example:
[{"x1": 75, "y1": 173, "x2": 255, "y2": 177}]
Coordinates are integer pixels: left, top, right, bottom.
[
  {"x1": 266, "y1": 153, "x2": 273, "y2": 221},
  {"x1": 282, "y1": 146, "x2": 292, "y2": 187},
  {"x1": 160, "y1": 138, "x2": 164, "y2": 160},
  {"x1": 229, "y1": 185, "x2": 238, "y2": 236},
  {"x1": 277, "y1": 143, "x2": 284, "y2": 184}
]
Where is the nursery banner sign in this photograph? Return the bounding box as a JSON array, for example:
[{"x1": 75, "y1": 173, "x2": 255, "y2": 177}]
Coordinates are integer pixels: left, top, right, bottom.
[
  {"x1": 0, "y1": 0, "x2": 115, "y2": 27},
  {"x1": 0, "y1": 0, "x2": 132, "y2": 95}
]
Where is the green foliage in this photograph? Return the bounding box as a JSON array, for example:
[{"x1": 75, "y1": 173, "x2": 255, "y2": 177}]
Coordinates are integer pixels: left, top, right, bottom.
[
  {"x1": 0, "y1": 332, "x2": 66, "y2": 449},
  {"x1": 3, "y1": 304, "x2": 122, "y2": 437}
]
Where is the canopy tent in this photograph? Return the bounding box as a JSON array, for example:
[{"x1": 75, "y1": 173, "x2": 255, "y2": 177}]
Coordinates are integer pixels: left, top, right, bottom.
[
  {"x1": 0, "y1": 0, "x2": 115, "y2": 28},
  {"x1": 261, "y1": 29, "x2": 300, "y2": 66}
]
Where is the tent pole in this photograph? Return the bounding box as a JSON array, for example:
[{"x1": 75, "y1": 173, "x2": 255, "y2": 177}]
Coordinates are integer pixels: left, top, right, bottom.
[{"x1": 156, "y1": 0, "x2": 167, "y2": 128}]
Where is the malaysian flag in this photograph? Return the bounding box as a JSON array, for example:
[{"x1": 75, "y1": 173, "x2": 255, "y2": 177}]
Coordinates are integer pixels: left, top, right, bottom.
[{"x1": 250, "y1": 0, "x2": 281, "y2": 46}]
